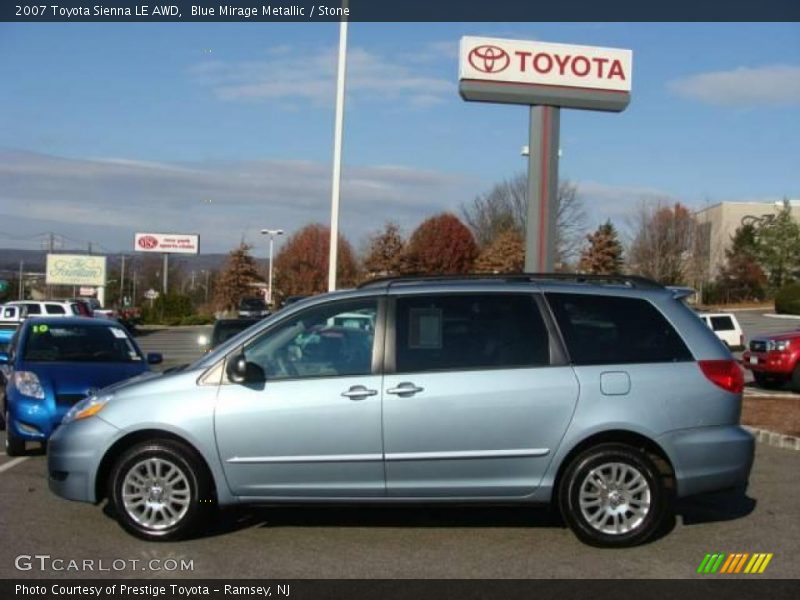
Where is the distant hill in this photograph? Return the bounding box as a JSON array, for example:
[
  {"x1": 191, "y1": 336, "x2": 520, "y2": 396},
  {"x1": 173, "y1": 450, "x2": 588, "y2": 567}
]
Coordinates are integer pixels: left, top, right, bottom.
[{"x1": 0, "y1": 248, "x2": 264, "y2": 275}]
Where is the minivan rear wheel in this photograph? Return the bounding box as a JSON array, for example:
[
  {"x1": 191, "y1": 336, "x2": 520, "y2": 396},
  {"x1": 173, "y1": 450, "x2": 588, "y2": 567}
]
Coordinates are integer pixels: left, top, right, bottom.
[
  {"x1": 108, "y1": 439, "x2": 213, "y2": 541},
  {"x1": 558, "y1": 443, "x2": 669, "y2": 547}
]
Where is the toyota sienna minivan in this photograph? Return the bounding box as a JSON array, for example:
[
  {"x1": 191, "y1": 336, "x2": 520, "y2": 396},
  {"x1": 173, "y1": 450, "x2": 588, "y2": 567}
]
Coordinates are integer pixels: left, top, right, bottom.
[{"x1": 47, "y1": 274, "x2": 754, "y2": 547}]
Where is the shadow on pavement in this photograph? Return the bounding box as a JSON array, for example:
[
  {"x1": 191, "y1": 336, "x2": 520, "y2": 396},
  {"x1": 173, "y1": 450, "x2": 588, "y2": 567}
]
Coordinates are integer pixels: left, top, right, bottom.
[
  {"x1": 195, "y1": 504, "x2": 567, "y2": 539},
  {"x1": 676, "y1": 487, "x2": 756, "y2": 525}
]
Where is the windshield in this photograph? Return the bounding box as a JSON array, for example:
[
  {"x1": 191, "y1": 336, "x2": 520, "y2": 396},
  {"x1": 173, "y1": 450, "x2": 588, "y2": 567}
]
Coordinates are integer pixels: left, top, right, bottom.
[
  {"x1": 23, "y1": 324, "x2": 143, "y2": 363},
  {"x1": 239, "y1": 298, "x2": 266, "y2": 310}
]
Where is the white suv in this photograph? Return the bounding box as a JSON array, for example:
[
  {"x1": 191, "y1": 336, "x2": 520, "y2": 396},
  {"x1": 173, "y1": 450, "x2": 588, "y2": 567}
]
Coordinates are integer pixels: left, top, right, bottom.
[
  {"x1": 3, "y1": 300, "x2": 84, "y2": 318},
  {"x1": 698, "y1": 312, "x2": 744, "y2": 351}
]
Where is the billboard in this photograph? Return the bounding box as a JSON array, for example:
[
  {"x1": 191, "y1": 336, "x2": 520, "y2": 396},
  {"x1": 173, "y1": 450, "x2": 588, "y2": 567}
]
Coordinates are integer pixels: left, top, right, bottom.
[
  {"x1": 459, "y1": 36, "x2": 632, "y2": 112},
  {"x1": 46, "y1": 254, "x2": 107, "y2": 287},
  {"x1": 134, "y1": 232, "x2": 200, "y2": 254}
]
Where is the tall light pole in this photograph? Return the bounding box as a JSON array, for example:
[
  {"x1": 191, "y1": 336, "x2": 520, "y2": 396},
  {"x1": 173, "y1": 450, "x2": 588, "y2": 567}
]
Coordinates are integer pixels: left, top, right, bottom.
[
  {"x1": 260, "y1": 229, "x2": 284, "y2": 306},
  {"x1": 327, "y1": 0, "x2": 349, "y2": 292}
]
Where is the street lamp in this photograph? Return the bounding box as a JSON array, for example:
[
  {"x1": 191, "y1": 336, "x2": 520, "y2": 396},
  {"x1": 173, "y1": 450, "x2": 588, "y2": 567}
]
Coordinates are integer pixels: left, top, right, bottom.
[{"x1": 260, "y1": 228, "x2": 284, "y2": 306}]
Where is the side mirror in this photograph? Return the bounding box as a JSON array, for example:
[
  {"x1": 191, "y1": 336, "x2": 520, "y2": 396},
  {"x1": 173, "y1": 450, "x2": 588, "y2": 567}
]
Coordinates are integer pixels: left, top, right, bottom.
[
  {"x1": 0, "y1": 352, "x2": 9, "y2": 365},
  {"x1": 226, "y1": 352, "x2": 265, "y2": 384},
  {"x1": 146, "y1": 353, "x2": 163, "y2": 365}
]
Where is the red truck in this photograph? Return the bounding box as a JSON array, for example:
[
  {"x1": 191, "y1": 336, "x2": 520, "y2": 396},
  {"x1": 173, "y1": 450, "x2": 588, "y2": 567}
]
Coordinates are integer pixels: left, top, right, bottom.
[{"x1": 742, "y1": 331, "x2": 800, "y2": 390}]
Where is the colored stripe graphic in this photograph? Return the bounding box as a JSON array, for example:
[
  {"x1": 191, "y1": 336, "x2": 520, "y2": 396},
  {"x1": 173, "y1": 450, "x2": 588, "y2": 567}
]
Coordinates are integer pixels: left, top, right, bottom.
[{"x1": 700, "y1": 553, "x2": 774, "y2": 574}]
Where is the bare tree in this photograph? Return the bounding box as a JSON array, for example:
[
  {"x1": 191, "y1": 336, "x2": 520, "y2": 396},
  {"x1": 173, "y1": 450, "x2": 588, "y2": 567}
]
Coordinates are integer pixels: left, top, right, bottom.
[
  {"x1": 461, "y1": 174, "x2": 587, "y2": 267},
  {"x1": 627, "y1": 202, "x2": 697, "y2": 285}
]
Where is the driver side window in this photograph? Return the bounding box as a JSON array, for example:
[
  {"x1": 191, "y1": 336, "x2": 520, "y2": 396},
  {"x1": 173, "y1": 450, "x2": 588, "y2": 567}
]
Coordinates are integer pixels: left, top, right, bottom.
[{"x1": 243, "y1": 299, "x2": 378, "y2": 380}]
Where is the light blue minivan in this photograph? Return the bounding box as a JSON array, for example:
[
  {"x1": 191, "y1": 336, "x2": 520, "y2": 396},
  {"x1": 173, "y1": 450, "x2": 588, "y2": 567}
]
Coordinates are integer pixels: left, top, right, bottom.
[{"x1": 47, "y1": 274, "x2": 754, "y2": 546}]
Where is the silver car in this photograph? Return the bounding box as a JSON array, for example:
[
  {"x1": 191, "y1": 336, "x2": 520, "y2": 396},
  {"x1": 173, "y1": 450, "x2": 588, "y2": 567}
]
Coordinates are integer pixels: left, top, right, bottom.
[{"x1": 47, "y1": 274, "x2": 754, "y2": 547}]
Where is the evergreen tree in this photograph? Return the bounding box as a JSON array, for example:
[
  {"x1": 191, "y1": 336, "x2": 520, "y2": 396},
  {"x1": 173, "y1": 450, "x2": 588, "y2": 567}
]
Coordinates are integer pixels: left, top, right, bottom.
[
  {"x1": 755, "y1": 199, "x2": 800, "y2": 289},
  {"x1": 363, "y1": 222, "x2": 405, "y2": 278},
  {"x1": 578, "y1": 220, "x2": 624, "y2": 275},
  {"x1": 214, "y1": 243, "x2": 262, "y2": 312}
]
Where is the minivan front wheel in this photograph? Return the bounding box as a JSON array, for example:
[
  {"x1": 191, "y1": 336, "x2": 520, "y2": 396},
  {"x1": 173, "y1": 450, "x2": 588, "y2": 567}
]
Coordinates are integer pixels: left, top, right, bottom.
[
  {"x1": 109, "y1": 440, "x2": 212, "y2": 541},
  {"x1": 559, "y1": 444, "x2": 669, "y2": 547}
]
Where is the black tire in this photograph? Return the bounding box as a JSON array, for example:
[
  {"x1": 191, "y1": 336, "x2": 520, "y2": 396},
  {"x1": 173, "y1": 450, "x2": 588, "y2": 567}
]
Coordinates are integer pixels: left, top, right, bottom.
[
  {"x1": 4, "y1": 410, "x2": 26, "y2": 456},
  {"x1": 791, "y1": 365, "x2": 800, "y2": 393},
  {"x1": 753, "y1": 372, "x2": 784, "y2": 390},
  {"x1": 558, "y1": 443, "x2": 670, "y2": 547},
  {"x1": 108, "y1": 439, "x2": 214, "y2": 541}
]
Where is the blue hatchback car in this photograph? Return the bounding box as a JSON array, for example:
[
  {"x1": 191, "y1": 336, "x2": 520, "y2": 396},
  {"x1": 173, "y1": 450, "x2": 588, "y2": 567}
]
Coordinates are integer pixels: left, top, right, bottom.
[{"x1": 0, "y1": 317, "x2": 161, "y2": 456}]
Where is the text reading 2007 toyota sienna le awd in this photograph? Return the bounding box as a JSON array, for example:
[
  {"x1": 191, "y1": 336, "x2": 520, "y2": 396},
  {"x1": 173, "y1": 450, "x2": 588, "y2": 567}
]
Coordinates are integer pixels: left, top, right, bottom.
[{"x1": 47, "y1": 274, "x2": 753, "y2": 547}]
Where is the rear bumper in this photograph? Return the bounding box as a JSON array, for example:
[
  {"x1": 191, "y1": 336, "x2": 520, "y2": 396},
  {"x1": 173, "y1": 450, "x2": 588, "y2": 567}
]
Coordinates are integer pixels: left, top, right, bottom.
[
  {"x1": 659, "y1": 426, "x2": 754, "y2": 498},
  {"x1": 47, "y1": 417, "x2": 118, "y2": 503}
]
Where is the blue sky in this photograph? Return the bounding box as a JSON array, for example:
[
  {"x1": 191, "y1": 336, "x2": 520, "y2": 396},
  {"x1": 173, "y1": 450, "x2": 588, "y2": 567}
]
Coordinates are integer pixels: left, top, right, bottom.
[{"x1": 0, "y1": 22, "x2": 798, "y2": 254}]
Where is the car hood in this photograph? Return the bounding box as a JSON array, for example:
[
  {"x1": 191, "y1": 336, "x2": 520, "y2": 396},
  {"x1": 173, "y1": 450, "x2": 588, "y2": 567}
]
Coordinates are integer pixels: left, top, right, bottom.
[
  {"x1": 752, "y1": 331, "x2": 800, "y2": 343},
  {"x1": 28, "y1": 362, "x2": 150, "y2": 397}
]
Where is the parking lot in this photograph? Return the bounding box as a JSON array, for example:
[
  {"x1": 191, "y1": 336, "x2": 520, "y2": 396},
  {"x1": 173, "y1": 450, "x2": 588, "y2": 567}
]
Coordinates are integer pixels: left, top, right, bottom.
[{"x1": 1, "y1": 309, "x2": 798, "y2": 579}]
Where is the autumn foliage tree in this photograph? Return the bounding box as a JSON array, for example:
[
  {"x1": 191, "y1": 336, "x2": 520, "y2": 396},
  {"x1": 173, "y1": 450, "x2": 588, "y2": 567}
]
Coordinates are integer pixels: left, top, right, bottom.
[
  {"x1": 578, "y1": 220, "x2": 624, "y2": 275},
  {"x1": 474, "y1": 230, "x2": 525, "y2": 273},
  {"x1": 214, "y1": 243, "x2": 262, "y2": 312},
  {"x1": 402, "y1": 213, "x2": 478, "y2": 275},
  {"x1": 363, "y1": 222, "x2": 406, "y2": 278},
  {"x1": 273, "y1": 223, "x2": 358, "y2": 299}
]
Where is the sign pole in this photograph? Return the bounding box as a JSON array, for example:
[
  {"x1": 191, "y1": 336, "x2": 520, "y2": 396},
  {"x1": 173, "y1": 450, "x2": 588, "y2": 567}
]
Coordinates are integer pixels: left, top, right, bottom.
[
  {"x1": 327, "y1": 1, "x2": 349, "y2": 292},
  {"x1": 524, "y1": 105, "x2": 560, "y2": 273},
  {"x1": 163, "y1": 253, "x2": 168, "y2": 295}
]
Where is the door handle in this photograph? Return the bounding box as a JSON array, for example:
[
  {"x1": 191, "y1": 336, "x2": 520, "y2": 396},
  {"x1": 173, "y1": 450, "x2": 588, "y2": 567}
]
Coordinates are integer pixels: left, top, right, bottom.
[
  {"x1": 386, "y1": 382, "x2": 424, "y2": 397},
  {"x1": 341, "y1": 385, "x2": 378, "y2": 400}
]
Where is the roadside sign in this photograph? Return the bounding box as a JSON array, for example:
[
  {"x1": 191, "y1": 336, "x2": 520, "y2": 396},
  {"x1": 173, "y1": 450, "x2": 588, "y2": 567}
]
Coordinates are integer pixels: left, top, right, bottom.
[
  {"x1": 46, "y1": 254, "x2": 107, "y2": 286},
  {"x1": 134, "y1": 232, "x2": 200, "y2": 254},
  {"x1": 144, "y1": 289, "x2": 160, "y2": 300},
  {"x1": 0, "y1": 280, "x2": 8, "y2": 293},
  {"x1": 78, "y1": 286, "x2": 96, "y2": 296}
]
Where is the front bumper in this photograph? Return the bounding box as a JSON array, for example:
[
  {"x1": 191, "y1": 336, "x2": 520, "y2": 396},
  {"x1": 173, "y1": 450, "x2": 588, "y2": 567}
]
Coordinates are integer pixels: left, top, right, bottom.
[
  {"x1": 742, "y1": 350, "x2": 794, "y2": 375},
  {"x1": 659, "y1": 425, "x2": 755, "y2": 498},
  {"x1": 47, "y1": 416, "x2": 119, "y2": 503}
]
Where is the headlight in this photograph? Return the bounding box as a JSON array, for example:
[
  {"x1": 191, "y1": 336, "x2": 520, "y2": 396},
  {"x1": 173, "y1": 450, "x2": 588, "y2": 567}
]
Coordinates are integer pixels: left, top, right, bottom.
[
  {"x1": 62, "y1": 395, "x2": 112, "y2": 425},
  {"x1": 767, "y1": 340, "x2": 790, "y2": 352},
  {"x1": 14, "y1": 371, "x2": 45, "y2": 399}
]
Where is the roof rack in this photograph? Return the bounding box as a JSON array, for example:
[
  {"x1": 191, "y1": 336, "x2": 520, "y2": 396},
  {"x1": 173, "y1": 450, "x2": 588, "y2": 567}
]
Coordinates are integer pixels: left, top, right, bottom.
[{"x1": 357, "y1": 272, "x2": 664, "y2": 291}]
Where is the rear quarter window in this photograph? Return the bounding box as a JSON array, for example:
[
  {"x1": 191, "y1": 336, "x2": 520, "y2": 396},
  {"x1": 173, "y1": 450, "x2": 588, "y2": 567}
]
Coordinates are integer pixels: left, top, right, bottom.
[
  {"x1": 546, "y1": 293, "x2": 693, "y2": 365},
  {"x1": 710, "y1": 316, "x2": 735, "y2": 331}
]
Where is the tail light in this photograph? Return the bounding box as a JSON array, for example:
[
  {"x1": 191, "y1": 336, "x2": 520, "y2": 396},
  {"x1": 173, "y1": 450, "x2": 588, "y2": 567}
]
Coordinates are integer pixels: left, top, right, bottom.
[{"x1": 699, "y1": 360, "x2": 744, "y2": 394}]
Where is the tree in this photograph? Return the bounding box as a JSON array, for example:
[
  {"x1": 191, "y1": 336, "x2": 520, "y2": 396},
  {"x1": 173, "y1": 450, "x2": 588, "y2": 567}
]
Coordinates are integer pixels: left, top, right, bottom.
[
  {"x1": 362, "y1": 222, "x2": 405, "y2": 278},
  {"x1": 711, "y1": 223, "x2": 767, "y2": 302},
  {"x1": 628, "y1": 202, "x2": 696, "y2": 285},
  {"x1": 461, "y1": 175, "x2": 587, "y2": 266},
  {"x1": 214, "y1": 243, "x2": 262, "y2": 312},
  {"x1": 273, "y1": 223, "x2": 358, "y2": 299},
  {"x1": 402, "y1": 213, "x2": 478, "y2": 274},
  {"x1": 474, "y1": 230, "x2": 525, "y2": 273},
  {"x1": 754, "y1": 199, "x2": 800, "y2": 290},
  {"x1": 578, "y1": 220, "x2": 624, "y2": 275}
]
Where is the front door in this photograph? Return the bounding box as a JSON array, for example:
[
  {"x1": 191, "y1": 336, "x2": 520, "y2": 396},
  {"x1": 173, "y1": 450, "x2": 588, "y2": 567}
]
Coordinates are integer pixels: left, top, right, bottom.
[
  {"x1": 382, "y1": 293, "x2": 579, "y2": 497},
  {"x1": 215, "y1": 297, "x2": 386, "y2": 498}
]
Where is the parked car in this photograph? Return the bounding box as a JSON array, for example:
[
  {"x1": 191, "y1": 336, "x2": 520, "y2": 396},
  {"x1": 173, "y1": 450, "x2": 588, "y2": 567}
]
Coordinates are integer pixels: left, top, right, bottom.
[
  {"x1": 4, "y1": 300, "x2": 85, "y2": 318},
  {"x1": 197, "y1": 318, "x2": 262, "y2": 353},
  {"x1": 0, "y1": 317, "x2": 162, "y2": 456},
  {"x1": 238, "y1": 297, "x2": 270, "y2": 318},
  {"x1": 66, "y1": 299, "x2": 94, "y2": 318},
  {"x1": 0, "y1": 305, "x2": 25, "y2": 354},
  {"x1": 742, "y1": 331, "x2": 800, "y2": 389},
  {"x1": 47, "y1": 274, "x2": 753, "y2": 547},
  {"x1": 697, "y1": 312, "x2": 745, "y2": 351}
]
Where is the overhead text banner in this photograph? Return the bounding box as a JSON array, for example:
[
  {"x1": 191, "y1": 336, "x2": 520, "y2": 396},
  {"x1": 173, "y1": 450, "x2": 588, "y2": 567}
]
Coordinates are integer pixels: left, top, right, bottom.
[{"x1": 2, "y1": 1, "x2": 798, "y2": 22}]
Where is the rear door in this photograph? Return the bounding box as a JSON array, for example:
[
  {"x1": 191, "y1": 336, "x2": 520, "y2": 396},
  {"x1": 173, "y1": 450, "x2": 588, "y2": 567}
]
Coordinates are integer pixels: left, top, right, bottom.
[{"x1": 381, "y1": 292, "x2": 579, "y2": 498}]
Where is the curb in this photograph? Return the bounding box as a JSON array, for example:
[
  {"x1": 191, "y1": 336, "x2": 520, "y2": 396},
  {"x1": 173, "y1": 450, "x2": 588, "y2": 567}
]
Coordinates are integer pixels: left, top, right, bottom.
[
  {"x1": 743, "y1": 426, "x2": 800, "y2": 451},
  {"x1": 762, "y1": 313, "x2": 800, "y2": 320}
]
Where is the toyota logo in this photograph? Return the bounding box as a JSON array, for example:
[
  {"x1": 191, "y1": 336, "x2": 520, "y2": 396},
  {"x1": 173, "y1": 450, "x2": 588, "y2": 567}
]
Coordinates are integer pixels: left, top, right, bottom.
[
  {"x1": 468, "y1": 45, "x2": 510, "y2": 74},
  {"x1": 137, "y1": 235, "x2": 159, "y2": 250}
]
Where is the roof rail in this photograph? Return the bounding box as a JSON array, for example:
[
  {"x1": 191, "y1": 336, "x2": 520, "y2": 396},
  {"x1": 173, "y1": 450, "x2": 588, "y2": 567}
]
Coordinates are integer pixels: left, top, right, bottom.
[{"x1": 357, "y1": 272, "x2": 664, "y2": 291}]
